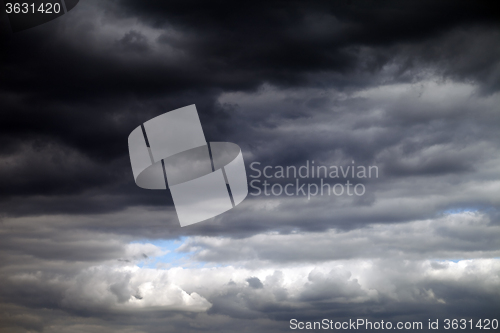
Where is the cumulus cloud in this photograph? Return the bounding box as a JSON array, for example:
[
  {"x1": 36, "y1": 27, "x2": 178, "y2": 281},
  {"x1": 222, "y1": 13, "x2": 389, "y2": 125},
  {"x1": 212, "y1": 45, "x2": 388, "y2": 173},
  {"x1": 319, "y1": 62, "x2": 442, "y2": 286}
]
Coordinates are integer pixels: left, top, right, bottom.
[
  {"x1": 2, "y1": 244, "x2": 499, "y2": 331},
  {"x1": 61, "y1": 265, "x2": 211, "y2": 313},
  {"x1": 1, "y1": 0, "x2": 499, "y2": 331}
]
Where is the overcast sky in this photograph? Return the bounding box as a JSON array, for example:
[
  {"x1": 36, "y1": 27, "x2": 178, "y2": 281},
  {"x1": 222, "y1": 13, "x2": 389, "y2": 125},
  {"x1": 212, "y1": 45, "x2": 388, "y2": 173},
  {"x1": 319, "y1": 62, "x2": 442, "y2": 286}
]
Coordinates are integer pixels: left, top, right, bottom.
[{"x1": 1, "y1": 1, "x2": 499, "y2": 332}]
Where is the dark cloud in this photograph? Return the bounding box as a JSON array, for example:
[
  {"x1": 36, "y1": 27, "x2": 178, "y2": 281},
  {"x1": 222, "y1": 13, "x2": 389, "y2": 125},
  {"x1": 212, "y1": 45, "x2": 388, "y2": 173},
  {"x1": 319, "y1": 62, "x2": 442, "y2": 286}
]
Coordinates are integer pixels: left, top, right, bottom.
[
  {"x1": 1, "y1": 0, "x2": 500, "y2": 331},
  {"x1": 246, "y1": 276, "x2": 264, "y2": 289}
]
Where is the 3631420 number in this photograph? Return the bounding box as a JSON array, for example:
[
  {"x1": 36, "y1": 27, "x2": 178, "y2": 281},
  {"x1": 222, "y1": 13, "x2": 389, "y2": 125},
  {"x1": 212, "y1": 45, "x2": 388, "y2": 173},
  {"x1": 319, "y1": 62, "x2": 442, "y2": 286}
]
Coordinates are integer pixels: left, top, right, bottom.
[
  {"x1": 443, "y1": 319, "x2": 499, "y2": 330},
  {"x1": 5, "y1": 2, "x2": 61, "y2": 14}
]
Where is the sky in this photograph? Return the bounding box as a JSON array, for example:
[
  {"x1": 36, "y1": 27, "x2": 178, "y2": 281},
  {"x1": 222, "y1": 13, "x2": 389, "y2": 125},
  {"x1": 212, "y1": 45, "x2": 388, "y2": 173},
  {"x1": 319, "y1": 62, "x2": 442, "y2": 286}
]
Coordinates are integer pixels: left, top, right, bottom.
[{"x1": 0, "y1": 0, "x2": 499, "y2": 332}]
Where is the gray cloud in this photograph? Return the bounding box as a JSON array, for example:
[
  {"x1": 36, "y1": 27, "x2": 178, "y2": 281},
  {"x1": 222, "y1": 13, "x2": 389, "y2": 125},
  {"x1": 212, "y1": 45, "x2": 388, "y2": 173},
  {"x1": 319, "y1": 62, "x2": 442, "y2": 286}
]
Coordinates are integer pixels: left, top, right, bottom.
[
  {"x1": 178, "y1": 211, "x2": 500, "y2": 264},
  {"x1": 1, "y1": 0, "x2": 500, "y2": 331}
]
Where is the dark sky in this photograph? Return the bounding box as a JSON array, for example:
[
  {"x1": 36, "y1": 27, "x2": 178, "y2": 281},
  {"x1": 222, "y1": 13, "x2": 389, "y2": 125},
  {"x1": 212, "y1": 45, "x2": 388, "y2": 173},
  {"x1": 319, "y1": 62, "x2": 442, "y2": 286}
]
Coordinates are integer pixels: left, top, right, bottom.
[{"x1": 1, "y1": 1, "x2": 500, "y2": 332}]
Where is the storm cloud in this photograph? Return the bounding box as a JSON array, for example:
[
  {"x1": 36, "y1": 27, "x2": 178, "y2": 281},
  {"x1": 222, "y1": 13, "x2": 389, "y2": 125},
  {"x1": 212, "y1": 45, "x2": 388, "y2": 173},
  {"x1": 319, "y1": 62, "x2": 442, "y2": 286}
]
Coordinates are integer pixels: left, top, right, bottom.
[{"x1": 1, "y1": 0, "x2": 499, "y2": 331}]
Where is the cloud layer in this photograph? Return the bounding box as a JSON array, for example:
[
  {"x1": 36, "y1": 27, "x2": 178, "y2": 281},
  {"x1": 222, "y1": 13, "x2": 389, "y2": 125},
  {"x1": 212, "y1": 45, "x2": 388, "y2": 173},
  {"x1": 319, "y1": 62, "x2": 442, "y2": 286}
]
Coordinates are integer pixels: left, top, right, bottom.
[{"x1": 1, "y1": 0, "x2": 499, "y2": 331}]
